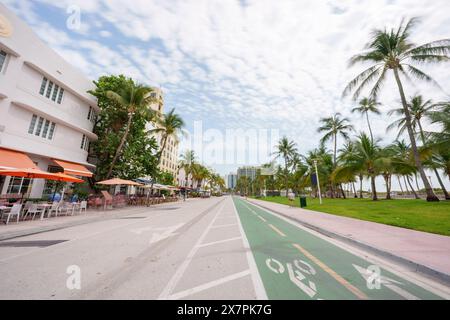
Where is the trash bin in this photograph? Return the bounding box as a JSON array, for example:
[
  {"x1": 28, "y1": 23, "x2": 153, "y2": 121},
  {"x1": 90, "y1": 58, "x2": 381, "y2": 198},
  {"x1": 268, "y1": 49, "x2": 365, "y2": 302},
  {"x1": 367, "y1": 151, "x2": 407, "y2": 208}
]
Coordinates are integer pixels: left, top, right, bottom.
[{"x1": 299, "y1": 196, "x2": 307, "y2": 208}]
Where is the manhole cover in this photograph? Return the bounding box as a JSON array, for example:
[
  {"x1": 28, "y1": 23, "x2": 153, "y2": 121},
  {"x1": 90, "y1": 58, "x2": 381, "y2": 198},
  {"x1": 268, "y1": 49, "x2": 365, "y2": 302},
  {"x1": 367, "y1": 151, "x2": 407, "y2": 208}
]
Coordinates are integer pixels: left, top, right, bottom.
[{"x1": 0, "y1": 240, "x2": 67, "y2": 247}]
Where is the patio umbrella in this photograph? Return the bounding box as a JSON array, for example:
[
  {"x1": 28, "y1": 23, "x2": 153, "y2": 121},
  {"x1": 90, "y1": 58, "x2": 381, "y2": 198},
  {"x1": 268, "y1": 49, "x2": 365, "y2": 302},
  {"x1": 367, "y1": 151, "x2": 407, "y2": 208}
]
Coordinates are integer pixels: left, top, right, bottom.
[
  {"x1": 0, "y1": 168, "x2": 84, "y2": 201},
  {"x1": 96, "y1": 178, "x2": 143, "y2": 186}
]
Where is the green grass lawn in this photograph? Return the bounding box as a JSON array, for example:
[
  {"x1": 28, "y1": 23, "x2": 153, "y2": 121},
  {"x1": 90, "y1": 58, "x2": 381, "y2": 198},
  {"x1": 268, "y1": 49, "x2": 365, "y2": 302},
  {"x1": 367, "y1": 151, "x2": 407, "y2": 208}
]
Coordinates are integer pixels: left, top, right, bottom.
[{"x1": 254, "y1": 196, "x2": 450, "y2": 236}]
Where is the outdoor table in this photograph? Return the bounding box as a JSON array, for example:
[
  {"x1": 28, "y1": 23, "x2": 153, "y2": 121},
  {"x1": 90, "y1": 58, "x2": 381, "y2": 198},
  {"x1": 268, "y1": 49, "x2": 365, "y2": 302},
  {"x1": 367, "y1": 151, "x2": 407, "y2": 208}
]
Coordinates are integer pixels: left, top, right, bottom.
[{"x1": 37, "y1": 203, "x2": 53, "y2": 220}]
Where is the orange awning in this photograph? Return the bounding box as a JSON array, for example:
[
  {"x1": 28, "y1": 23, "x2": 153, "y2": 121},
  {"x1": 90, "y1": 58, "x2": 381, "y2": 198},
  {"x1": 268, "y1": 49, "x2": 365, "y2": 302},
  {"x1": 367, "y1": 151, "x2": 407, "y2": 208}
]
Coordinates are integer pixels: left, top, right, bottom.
[
  {"x1": 0, "y1": 148, "x2": 37, "y2": 170},
  {"x1": 52, "y1": 159, "x2": 93, "y2": 177},
  {"x1": 0, "y1": 168, "x2": 84, "y2": 183}
]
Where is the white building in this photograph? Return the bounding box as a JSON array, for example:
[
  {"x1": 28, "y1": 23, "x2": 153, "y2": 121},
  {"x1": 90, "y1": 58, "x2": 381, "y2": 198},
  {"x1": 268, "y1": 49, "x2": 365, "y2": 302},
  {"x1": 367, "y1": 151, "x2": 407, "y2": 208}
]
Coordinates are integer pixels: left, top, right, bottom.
[
  {"x1": 0, "y1": 4, "x2": 97, "y2": 198},
  {"x1": 145, "y1": 88, "x2": 179, "y2": 180}
]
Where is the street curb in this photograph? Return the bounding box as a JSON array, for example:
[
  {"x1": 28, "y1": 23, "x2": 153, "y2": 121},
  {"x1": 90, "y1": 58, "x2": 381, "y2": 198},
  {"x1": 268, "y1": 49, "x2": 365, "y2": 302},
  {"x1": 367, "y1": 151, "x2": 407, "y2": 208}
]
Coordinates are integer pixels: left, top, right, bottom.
[
  {"x1": 247, "y1": 198, "x2": 450, "y2": 286},
  {"x1": 0, "y1": 203, "x2": 178, "y2": 241}
]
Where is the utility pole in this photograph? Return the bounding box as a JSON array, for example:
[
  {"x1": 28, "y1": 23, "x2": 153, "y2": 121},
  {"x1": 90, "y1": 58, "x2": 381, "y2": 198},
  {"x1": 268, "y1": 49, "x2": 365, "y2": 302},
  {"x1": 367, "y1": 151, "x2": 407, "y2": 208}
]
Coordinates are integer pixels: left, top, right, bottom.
[{"x1": 314, "y1": 159, "x2": 322, "y2": 205}]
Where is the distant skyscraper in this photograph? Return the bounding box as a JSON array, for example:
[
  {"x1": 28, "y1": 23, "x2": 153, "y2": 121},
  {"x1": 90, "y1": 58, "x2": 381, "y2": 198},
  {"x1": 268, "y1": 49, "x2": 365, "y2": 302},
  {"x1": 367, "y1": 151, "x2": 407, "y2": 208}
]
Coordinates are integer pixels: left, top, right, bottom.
[{"x1": 225, "y1": 173, "x2": 237, "y2": 189}]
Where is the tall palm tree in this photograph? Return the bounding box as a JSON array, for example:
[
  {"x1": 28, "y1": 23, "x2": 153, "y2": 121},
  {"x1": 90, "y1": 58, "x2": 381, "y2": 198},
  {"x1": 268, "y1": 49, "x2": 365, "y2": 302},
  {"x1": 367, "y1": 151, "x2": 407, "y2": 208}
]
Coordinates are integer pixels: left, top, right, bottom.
[
  {"x1": 150, "y1": 108, "x2": 185, "y2": 165},
  {"x1": 273, "y1": 137, "x2": 297, "y2": 197},
  {"x1": 318, "y1": 113, "x2": 354, "y2": 166},
  {"x1": 105, "y1": 83, "x2": 156, "y2": 178},
  {"x1": 179, "y1": 150, "x2": 196, "y2": 189},
  {"x1": 388, "y1": 95, "x2": 449, "y2": 199},
  {"x1": 351, "y1": 97, "x2": 381, "y2": 142},
  {"x1": 343, "y1": 17, "x2": 450, "y2": 202}
]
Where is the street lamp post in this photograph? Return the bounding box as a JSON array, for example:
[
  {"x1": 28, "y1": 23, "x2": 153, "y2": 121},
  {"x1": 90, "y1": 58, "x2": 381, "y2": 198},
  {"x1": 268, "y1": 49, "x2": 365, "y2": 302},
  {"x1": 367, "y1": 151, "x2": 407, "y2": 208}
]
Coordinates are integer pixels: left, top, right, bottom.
[{"x1": 314, "y1": 160, "x2": 322, "y2": 205}]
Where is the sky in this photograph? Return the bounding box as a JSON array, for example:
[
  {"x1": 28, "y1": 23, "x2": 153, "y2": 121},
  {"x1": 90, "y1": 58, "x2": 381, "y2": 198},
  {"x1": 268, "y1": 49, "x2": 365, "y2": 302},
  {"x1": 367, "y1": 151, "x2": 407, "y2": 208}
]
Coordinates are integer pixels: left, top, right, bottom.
[{"x1": 2, "y1": 0, "x2": 449, "y2": 190}]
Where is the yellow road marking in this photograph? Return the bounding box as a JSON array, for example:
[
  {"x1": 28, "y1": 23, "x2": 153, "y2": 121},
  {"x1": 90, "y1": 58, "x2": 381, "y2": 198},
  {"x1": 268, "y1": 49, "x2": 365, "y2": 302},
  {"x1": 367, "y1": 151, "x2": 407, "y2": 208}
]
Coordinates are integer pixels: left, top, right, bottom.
[
  {"x1": 268, "y1": 224, "x2": 286, "y2": 237},
  {"x1": 292, "y1": 243, "x2": 368, "y2": 300},
  {"x1": 257, "y1": 215, "x2": 267, "y2": 222}
]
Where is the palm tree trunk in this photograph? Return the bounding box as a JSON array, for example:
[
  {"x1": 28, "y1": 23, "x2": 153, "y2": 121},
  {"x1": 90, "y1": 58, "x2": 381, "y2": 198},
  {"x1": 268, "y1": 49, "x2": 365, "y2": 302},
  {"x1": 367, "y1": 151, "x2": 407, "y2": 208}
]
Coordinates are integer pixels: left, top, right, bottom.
[
  {"x1": 371, "y1": 175, "x2": 377, "y2": 201},
  {"x1": 418, "y1": 120, "x2": 449, "y2": 200},
  {"x1": 366, "y1": 112, "x2": 374, "y2": 143},
  {"x1": 352, "y1": 182, "x2": 357, "y2": 198},
  {"x1": 340, "y1": 183, "x2": 346, "y2": 199},
  {"x1": 434, "y1": 167, "x2": 450, "y2": 200},
  {"x1": 415, "y1": 174, "x2": 420, "y2": 192},
  {"x1": 403, "y1": 176, "x2": 410, "y2": 195},
  {"x1": 393, "y1": 68, "x2": 438, "y2": 202},
  {"x1": 406, "y1": 176, "x2": 420, "y2": 199},
  {"x1": 106, "y1": 113, "x2": 133, "y2": 179},
  {"x1": 384, "y1": 175, "x2": 391, "y2": 200},
  {"x1": 397, "y1": 176, "x2": 404, "y2": 194},
  {"x1": 359, "y1": 174, "x2": 363, "y2": 198},
  {"x1": 284, "y1": 158, "x2": 289, "y2": 197}
]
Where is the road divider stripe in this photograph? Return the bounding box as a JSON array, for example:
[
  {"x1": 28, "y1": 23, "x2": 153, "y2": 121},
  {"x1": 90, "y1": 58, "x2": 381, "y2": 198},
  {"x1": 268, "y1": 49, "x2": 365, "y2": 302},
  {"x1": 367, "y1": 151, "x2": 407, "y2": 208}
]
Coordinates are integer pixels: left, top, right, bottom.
[
  {"x1": 292, "y1": 243, "x2": 368, "y2": 300},
  {"x1": 198, "y1": 237, "x2": 242, "y2": 248},
  {"x1": 257, "y1": 215, "x2": 267, "y2": 222},
  {"x1": 268, "y1": 224, "x2": 286, "y2": 237}
]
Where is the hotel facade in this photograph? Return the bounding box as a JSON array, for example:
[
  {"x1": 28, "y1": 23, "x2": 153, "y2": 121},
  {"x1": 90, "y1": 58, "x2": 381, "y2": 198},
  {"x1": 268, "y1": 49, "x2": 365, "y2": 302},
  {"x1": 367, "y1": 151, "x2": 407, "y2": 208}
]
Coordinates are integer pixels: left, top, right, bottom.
[
  {"x1": 0, "y1": 4, "x2": 96, "y2": 198},
  {"x1": 146, "y1": 88, "x2": 179, "y2": 180}
]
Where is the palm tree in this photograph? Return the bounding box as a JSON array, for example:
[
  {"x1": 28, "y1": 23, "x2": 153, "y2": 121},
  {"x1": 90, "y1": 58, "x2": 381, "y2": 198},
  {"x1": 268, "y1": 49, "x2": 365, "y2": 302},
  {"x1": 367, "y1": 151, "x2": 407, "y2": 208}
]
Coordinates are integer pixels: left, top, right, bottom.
[
  {"x1": 105, "y1": 83, "x2": 156, "y2": 178},
  {"x1": 318, "y1": 113, "x2": 354, "y2": 166},
  {"x1": 150, "y1": 108, "x2": 185, "y2": 165},
  {"x1": 343, "y1": 17, "x2": 450, "y2": 202},
  {"x1": 389, "y1": 140, "x2": 421, "y2": 199},
  {"x1": 351, "y1": 98, "x2": 381, "y2": 142},
  {"x1": 388, "y1": 95, "x2": 449, "y2": 199},
  {"x1": 179, "y1": 150, "x2": 196, "y2": 189},
  {"x1": 334, "y1": 133, "x2": 382, "y2": 200},
  {"x1": 273, "y1": 137, "x2": 297, "y2": 197}
]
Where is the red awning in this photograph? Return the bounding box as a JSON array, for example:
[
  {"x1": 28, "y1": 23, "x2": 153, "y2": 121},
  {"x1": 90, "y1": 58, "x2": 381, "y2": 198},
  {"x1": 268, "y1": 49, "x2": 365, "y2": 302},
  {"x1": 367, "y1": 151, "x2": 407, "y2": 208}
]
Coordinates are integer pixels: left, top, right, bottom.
[
  {"x1": 0, "y1": 148, "x2": 37, "y2": 169},
  {"x1": 52, "y1": 159, "x2": 93, "y2": 177}
]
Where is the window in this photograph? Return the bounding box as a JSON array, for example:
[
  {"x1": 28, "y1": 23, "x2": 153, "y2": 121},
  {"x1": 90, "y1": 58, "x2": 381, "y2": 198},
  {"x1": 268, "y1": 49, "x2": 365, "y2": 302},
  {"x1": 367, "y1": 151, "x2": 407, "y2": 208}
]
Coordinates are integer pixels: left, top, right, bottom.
[
  {"x1": 39, "y1": 76, "x2": 64, "y2": 104},
  {"x1": 57, "y1": 88, "x2": 64, "y2": 104},
  {"x1": 45, "y1": 81, "x2": 53, "y2": 98},
  {"x1": 28, "y1": 115, "x2": 37, "y2": 134},
  {"x1": 39, "y1": 77, "x2": 48, "y2": 95},
  {"x1": 87, "y1": 106, "x2": 96, "y2": 123},
  {"x1": 48, "y1": 123, "x2": 56, "y2": 140},
  {"x1": 28, "y1": 114, "x2": 56, "y2": 140},
  {"x1": 51, "y1": 85, "x2": 59, "y2": 101},
  {"x1": 0, "y1": 50, "x2": 7, "y2": 73},
  {"x1": 7, "y1": 177, "x2": 32, "y2": 194},
  {"x1": 35, "y1": 117, "x2": 44, "y2": 136},
  {"x1": 81, "y1": 134, "x2": 89, "y2": 151}
]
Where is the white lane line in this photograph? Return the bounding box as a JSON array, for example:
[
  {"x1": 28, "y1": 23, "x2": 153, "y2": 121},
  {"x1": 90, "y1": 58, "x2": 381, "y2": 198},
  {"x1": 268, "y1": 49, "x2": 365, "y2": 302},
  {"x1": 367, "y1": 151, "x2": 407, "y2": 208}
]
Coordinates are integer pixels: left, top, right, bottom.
[
  {"x1": 257, "y1": 215, "x2": 267, "y2": 222},
  {"x1": 168, "y1": 270, "x2": 251, "y2": 300},
  {"x1": 197, "y1": 237, "x2": 242, "y2": 248},
  {"x1": 210, "y1": 223, "x2": 237, "y2": 229},
  {"x1": 158, "y1": 202, "x2": 225, "y2": 300},
  {"x1": 232, "y1": 198, "x2": 268, "y2": 300}
]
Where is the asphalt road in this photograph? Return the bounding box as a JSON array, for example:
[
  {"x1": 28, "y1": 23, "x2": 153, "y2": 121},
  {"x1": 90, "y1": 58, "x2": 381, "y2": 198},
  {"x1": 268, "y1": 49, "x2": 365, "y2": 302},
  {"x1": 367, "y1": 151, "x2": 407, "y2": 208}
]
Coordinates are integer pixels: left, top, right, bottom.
[{"x1": 0, "y1": 196, "x2": 448, "y2": 300}]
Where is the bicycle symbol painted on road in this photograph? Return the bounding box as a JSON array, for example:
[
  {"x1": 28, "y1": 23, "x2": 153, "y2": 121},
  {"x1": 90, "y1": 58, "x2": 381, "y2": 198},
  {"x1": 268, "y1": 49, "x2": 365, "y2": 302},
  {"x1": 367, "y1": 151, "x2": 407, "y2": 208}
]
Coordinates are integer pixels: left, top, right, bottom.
[{"x1": 266, "y1": 258, "x2": 319, "y2": 298}]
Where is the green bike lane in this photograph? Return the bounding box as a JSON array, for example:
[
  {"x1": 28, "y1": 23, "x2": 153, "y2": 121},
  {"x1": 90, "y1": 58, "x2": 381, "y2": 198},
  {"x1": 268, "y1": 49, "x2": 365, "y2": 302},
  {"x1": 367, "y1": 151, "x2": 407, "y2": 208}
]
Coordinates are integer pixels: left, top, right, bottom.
[{"x1": 233, "y1": 197, "x2": 444, "y2": 300}]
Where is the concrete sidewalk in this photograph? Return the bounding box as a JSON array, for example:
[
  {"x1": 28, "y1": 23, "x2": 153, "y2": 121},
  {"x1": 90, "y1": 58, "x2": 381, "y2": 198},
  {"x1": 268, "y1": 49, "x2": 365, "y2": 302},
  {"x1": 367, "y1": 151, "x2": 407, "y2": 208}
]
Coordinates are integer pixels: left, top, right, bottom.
[
  {"x1": 0, "y1": 201, "x2": 183, "y2": 241},
  {"x1": 247, "y1": 198, "x2": 450, "y2": 283}
]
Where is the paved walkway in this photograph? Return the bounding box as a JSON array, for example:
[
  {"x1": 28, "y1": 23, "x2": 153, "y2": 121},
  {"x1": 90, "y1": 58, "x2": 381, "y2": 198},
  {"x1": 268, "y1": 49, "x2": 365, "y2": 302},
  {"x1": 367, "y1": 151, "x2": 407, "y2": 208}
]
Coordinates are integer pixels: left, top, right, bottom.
[
  {"x1": 247, "y1": 198, "x2": 450, "y2": 282},
  {"x1": 0, "y1": 201, "x2": 184, "y2": 241}
]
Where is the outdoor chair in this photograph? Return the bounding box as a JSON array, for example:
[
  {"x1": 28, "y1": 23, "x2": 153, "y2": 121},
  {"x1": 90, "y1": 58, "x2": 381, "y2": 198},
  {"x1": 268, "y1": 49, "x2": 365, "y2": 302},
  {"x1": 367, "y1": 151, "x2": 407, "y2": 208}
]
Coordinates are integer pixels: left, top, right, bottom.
[
  {"x1": 23, "y1": 203, "x2": 44, "y2": 221},
  {"x1": 47, "y1": 202, "x2": 60, "y2": 218},
  {"x1": 100, "y1": 191, "x2": 113, "y2": 210},
  {"x1": 79, "y1": 201, "x2": 87, "y2": 214},
  {"x1": 4, "y1": 204, "x2": 22, "y2": 225}
]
